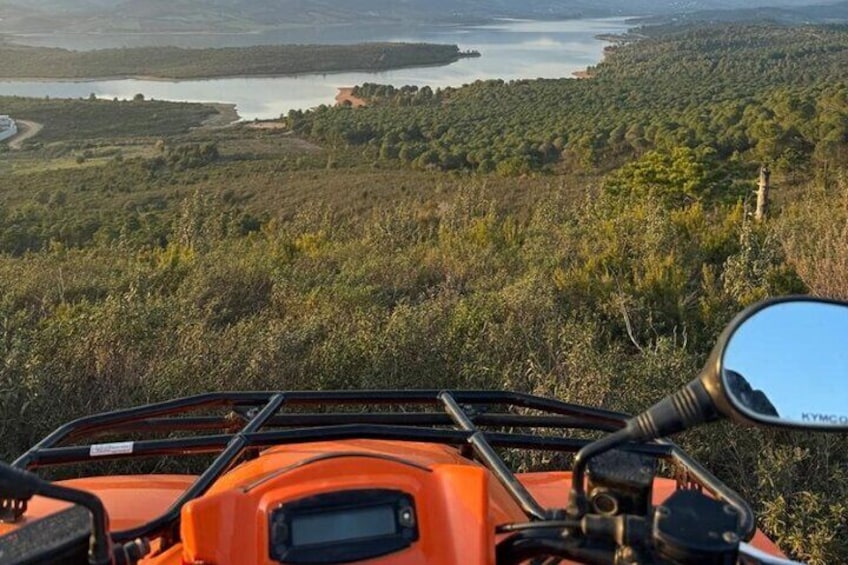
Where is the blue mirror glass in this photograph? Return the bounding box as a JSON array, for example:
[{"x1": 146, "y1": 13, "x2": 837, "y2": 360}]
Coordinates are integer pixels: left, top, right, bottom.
[{"x1": 721, "y1": 300, "x2": 848, "y2": 429}]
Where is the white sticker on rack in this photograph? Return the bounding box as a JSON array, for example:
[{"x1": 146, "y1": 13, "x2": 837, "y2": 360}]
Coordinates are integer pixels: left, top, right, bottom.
[{"x1": 90, "y1": 441, "x2": 135, "y2": 457}]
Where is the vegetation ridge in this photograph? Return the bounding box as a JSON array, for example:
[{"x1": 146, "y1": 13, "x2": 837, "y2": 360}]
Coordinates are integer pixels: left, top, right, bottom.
[{"x1": 0, "y1": 43, "x2": 473, "y2": 80}]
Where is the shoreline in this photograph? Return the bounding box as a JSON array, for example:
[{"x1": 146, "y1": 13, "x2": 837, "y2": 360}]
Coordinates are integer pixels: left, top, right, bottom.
[
  {"x1": 571, "y1": 32, "x2": 639, "y2": 79},
  {"x1": 199, "y1": 103, "x2": 241, "y2": 127},
  {"x1": 0, "y1": 59, "x2": 469, "y2": 84}
]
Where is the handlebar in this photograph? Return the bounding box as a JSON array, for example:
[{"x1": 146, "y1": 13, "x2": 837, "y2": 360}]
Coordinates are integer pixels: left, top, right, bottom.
[
  {"x1": 497, "y1": 533, "x2": 805, "y2": 565},
  {"x1": 496, "y1": 488, "x2": 800, "y2": 565}
]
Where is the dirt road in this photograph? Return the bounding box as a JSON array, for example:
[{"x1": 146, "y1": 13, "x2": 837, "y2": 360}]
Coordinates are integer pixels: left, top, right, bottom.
[{"x1": 8, "y1": 120, "x2": 43, "y2": 150}]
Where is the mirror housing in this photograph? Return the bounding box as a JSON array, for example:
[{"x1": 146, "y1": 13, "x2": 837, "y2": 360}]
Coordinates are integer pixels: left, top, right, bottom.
[{"x1": 699, "y1": 296, "x2": 848, "y2": 432}]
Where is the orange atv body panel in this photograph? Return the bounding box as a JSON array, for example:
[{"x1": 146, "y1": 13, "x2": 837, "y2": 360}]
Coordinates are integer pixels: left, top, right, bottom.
[
  {"x1": 0, "y1": 475, "x2": 196, "y2": 536},
  {"x1": 0, "y1": 440, "x2": 784, "y2": 564}
]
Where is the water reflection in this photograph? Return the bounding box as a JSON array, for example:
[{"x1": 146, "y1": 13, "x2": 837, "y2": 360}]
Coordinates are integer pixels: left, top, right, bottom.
[{"x1": 0, "y1": 18, "x2": 631, "y2": 120}]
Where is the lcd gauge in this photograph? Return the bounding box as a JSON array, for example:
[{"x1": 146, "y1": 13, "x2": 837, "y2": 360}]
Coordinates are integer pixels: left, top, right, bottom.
[
  {"x1": 270, "y1": 489, "x2": 418, "y2": 564},
  {"x1": 290, "y1": 504, "x2": 397, "y2": 546}
]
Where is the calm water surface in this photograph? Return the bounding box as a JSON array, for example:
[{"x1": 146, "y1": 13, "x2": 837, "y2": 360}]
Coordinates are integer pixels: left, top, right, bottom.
[{"x1": 0, "y1": 18, "x2": 631, "y2": 120}]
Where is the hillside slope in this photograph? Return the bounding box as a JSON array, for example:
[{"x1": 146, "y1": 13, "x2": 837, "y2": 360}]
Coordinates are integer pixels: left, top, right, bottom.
[{"x1": 0, "y1": 0, "x2": 840, "y2": 33}]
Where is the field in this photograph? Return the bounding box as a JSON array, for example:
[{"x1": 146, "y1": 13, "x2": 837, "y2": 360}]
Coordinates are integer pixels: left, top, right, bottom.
[{"x1": 0, "y1": 96, "x2": 219, "y2": 143}]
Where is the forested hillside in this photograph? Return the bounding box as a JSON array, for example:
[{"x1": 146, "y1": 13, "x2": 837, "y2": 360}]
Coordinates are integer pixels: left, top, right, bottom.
[
  {"x1": 290, "y1": 24, "x2": 848, "y2": 181},
  {"x1": 0, "y1": 43, "x2": 472, "y2": 80},
  {"x1": 1, "y1": 22, "x2": 847, "y2": 564}
]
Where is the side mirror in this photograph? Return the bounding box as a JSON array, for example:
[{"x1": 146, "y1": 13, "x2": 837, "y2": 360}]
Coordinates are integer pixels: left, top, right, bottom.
[
  {"x1": 711, "y1": 297, "x2": 848, "y2": 431},
  {"x1": 567, "y1": 296, "x2": 848, "y2": 520}
]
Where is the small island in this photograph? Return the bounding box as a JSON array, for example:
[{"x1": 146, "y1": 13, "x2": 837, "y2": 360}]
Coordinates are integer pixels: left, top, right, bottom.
[{"x1": 0, "y1": 43, "x2": 477, "y2": 81}]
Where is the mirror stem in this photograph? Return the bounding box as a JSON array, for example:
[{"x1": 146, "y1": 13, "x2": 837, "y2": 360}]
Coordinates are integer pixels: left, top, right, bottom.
[{"x1": 628, "y1": 378, "x2": 720, "y2": 443}]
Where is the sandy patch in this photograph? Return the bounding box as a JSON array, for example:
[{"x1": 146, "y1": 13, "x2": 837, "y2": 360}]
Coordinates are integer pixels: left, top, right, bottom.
[{"x1": 335, "y1": 87, "x2": 367, "y2": 108}]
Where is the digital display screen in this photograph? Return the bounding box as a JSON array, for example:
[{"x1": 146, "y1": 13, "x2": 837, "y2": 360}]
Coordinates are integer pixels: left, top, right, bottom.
[{"x1": 290, "y1": 505, "x2": 398, "y2": 546}]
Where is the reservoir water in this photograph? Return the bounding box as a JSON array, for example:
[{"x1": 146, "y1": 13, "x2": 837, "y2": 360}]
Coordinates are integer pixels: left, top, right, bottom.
[{"x1": 0, "y1": 18, "x2": 631, "y2": 121}]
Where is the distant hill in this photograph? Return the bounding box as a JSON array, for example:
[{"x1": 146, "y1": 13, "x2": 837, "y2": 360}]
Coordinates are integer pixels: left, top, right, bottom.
[
  {"x1": 0, "y1": 0, "x2": 841, "y2": 34},
  {"x1": 635, "y1": 0, "x2": 848, "y2": 25}
]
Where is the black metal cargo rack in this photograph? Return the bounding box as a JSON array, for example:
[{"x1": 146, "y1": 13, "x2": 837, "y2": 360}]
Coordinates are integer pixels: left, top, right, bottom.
[{"x1": 11, "y1": 390, "x2": 755, "y2": 544}]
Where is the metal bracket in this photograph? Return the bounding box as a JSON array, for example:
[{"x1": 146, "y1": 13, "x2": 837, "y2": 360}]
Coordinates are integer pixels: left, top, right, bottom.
[{"x1": 0, "y1": 497, "x2": 27, "y2": 523}]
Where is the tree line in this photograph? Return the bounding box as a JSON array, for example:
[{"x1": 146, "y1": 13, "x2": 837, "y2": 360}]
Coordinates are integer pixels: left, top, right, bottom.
[
  {"x1": 0, "y1": 96, "x2": 217, "y2": 143},
  {"x1": 0, "y1": 43, "x2": 470, "y2": 80}
]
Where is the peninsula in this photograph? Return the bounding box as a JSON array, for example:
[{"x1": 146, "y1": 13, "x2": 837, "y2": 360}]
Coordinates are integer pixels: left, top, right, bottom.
[{"x1": 0, "y1": 43, "x2": 477, "y2": 81}]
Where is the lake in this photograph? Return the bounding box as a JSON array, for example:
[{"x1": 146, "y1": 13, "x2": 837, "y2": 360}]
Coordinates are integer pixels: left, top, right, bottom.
[{"x1": 0, "y1": 18, "x2": 632, "y2": 121}]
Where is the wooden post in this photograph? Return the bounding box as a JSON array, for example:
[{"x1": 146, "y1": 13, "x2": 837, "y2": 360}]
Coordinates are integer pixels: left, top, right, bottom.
[{"x1": 756, "y1": 165, "x2": 770, "y2": 222}]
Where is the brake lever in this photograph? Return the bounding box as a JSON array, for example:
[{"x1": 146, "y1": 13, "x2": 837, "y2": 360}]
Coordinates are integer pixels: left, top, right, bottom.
[{"x1": 738, "y1": 542, "x2": 805, "y2": 565}]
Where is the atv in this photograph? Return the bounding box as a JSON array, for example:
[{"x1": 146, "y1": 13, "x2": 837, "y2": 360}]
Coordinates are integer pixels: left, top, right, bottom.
[{"x1": 1, "y1": 296, "x2": 843, "y2": 564}]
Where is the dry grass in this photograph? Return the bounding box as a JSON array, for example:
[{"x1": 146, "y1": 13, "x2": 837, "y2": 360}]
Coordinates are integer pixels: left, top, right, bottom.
[{"x1": 778, "y1": 173, "x2": 848, "y2": 300}]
